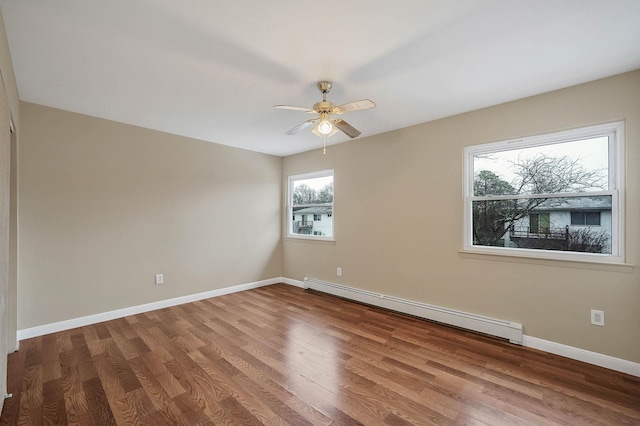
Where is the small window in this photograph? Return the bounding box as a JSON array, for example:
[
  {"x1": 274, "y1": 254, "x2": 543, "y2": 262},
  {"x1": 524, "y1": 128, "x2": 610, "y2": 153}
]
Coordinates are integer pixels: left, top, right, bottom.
[
  {"x1": 464, "y1": 122, "x2": 624, "y2": 262},
  {"x1": 529, "y1": 213, "x2": 550, "y2": 234},
  {"x1": 287, "y1": 170, "x2": 334, "y2": 239},
  {"x1": 571, "y1": 212, "x2": 601, "y2": 226}
]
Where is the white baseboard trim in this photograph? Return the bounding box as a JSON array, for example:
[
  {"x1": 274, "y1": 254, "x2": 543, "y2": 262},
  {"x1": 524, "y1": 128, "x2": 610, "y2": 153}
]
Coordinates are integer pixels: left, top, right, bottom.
[
  {"x1": 17, "y1": 277, "x2": 286, "y2": 340},
  {"x1": 523, "y1": 335, "x2": 640, "y2": 377},
  {"x1": 281, "y1": 277, "x2": 305, "y2": 288}
]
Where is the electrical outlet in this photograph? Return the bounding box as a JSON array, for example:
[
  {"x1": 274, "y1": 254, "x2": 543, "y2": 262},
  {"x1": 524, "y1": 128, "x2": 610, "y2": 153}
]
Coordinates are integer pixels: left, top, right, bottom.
[
  {"x1": 155, "y1": 274, "x2": 164, "y2": 285},
  {"x1": 591, "y1": 309, "x2": 604, "y2": 326},
  {"x1": 336, "y1": 267, "x2": 342, "y2": 277}
]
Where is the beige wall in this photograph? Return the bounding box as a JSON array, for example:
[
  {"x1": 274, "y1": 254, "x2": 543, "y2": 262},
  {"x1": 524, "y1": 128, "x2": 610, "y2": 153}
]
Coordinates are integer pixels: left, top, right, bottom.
[
  {"x1": 18, "y1": 102, "x2": 282, "y2": 329},
  {"x1": 283, "y1": 70, "x2": 640, "y2": 363}
]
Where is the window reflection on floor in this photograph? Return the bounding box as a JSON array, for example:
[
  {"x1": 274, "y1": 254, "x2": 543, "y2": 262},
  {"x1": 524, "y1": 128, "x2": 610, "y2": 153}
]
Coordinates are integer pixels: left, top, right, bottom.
[{"x1": 284, "y1": 321, "x2": 341, "y2": 405}]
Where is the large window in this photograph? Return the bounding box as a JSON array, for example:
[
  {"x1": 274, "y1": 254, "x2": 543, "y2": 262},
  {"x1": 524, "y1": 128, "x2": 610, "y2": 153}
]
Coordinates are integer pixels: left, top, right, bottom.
[
  {"x1": 464, "y1": 122, "x2": 624, "y2": 262},
  {"x1": 287, "y1": 169, "x2": 334, "y2": 239}
]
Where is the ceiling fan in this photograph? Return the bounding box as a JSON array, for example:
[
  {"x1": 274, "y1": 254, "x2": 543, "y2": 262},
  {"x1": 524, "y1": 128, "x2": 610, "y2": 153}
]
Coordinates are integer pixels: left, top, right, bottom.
[{"x1": 274, "y1": 81, "x2": 376, "y2": 139}]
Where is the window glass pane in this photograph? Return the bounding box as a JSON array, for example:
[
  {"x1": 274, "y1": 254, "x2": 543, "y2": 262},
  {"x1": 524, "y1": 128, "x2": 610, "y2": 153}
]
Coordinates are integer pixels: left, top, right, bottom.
[
  {"x1": 292, "y1": 176, "x2": 333, "y2": 205},
  {"x1": 570, "y1": 212, "x2": 585, "y2": 225},
  {"x1": 586, "y1": 212, "x2": 601, "y2": 226},
  {"x1": 473, "y1": 136, "x2": 609, "y2": 196},
  {"x1": 472, "y1": 195, "x2": 612, "y2": 254}
]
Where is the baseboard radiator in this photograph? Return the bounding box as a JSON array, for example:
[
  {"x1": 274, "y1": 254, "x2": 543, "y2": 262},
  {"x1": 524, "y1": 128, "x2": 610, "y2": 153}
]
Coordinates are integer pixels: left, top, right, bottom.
[{"x1": 304, "y1": 277, "x2": 523, "y2": 345}]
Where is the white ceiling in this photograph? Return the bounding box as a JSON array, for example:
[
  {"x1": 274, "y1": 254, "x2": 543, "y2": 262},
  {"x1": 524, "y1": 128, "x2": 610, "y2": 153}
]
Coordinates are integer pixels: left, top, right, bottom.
[{"x1": 2, "y1": 1, "x2": 640, "y2": 157}]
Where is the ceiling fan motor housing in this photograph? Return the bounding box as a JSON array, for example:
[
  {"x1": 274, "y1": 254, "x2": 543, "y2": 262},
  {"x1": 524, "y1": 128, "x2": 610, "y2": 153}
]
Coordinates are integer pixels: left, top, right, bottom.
[
  {"x1": 313, "y1": 101, "x2": 342, "y2": 115},
  {"x1": 317, "y1": 81, "x2": 332, "y2": 93}
]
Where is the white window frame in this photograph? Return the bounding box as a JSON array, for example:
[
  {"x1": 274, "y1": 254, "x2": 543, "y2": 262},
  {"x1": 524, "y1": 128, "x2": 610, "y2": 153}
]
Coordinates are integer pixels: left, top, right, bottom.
[
  {"x1": 463, "y1": 121, "x2": 625, "y2": 264},
  {"x1": 287, "y1": 169, "x2": 334, "y2": 241}
]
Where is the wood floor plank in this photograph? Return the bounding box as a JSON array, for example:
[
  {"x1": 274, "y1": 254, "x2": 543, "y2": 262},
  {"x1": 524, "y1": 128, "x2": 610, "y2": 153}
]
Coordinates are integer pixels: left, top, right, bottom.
[
  {"x1": 162, "y1": 357, "x2": 225, "y2": 419},
  {"x1": 137, "y1": 403, "x2": 187, "y2": 426},
  {"x1": 220, "y1": 350, "x2": 333, "y2": 426},
  {"x1": 92, "y1": 350, "x2": 128, "y2": 403},
  {"x1": 59, "y1": 349, "x2": 86, "y2": 397},
  {"x1": 17, "y1": 387, "x2": 44, "y2": 426},
  {"x1": 55, "y1": 330, "x2": 74, "y2": 355},
  {"x1": 63, "y1": 390, "x2": 91, "y2": 425},
  {"x1": 82, "y1": 376, "x2": 117, "y2": 425},
  {"x1": 106, "y1": 322, "x2": 142, "y2": 361},
  {"x1": 2, "y1": 284, "x2": 639, "y2": 425},
  {"x1": 0, "y1": 348, "x2": 25, "y2": 425},
  {"x1": 22, "y1": 337, "x2": 43, "y2": 391},
  {"x1": 128, "y1": 356, "x2": 178, "y2": 411},
  {"x1": 103, "y1": 339, "x2": 142, "y2": 394},
  {"x1": 42, "y1": 378, "x2": 67, "y2": 425}
]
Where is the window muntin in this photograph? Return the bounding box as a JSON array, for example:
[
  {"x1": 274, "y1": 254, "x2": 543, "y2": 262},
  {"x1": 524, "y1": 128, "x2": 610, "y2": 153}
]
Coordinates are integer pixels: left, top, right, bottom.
[
  {"x1": 287, "y1": 169, "x2": 334, "y2": 239},
  {"x1": 464, "y1": 122, "x2": 624, "y2": 262}
]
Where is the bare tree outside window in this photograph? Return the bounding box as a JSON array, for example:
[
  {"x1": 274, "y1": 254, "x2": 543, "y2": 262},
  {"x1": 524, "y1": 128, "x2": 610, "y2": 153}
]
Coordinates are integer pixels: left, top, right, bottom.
[
  {"x1": 293, "y1": 183, "x2": 333, "y2": 205},
  {"x1": 473, "y1": 154, "x2": 608, "y2": 250}
]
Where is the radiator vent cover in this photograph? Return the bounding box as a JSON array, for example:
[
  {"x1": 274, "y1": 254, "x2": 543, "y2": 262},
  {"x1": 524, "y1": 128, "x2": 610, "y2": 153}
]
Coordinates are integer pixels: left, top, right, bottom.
[{"x1": 304, "y1": 277, "x2": 523, "y2": 344}]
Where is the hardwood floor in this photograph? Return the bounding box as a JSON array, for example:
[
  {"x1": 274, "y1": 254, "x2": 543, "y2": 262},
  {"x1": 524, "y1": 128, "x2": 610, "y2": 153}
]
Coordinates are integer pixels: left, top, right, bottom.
[{"x1": 1, "y1": 284, "x2": 639, "y2": 425}]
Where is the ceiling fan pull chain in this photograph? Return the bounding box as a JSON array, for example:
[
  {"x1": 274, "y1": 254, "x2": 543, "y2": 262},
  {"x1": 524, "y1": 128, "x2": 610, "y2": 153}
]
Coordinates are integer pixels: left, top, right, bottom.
[{"x1": 323, "y1": 135, "x2": 326, "y2": 155}]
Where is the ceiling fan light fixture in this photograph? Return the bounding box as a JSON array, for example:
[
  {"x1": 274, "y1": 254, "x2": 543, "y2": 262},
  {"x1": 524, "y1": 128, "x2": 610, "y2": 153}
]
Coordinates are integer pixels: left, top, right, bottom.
[
  {"x1": 312, "y1": 119, "x2": 339, "y2": 137},
  {"x1": 318, "y1": 120, "x2": 333, "y2": 135}
]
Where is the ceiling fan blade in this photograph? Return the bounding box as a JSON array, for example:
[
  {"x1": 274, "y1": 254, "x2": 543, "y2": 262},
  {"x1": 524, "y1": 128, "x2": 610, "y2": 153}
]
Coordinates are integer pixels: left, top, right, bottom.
[
  {"x1": 285, "y1": 118, "x2": 317, "y2": 135},
  {"x1": 333, "y1": 119, "x2": 361, "y2": 138},
  {"x1": 274, "y1": 105, "x2": 314, "y2": 113},
  {"x1": 337, "y1": 99, "x2": 376, "y2": 113}
]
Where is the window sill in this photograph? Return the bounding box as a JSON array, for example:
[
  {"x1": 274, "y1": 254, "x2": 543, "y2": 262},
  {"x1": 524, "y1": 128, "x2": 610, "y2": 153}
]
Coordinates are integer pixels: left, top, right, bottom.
[
  {"x1": 458, "y1": 249, "x2": 634, "y2": 273},
  {"x1": 285, "y1": 235, "x2": 336, "y2": 244}
]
